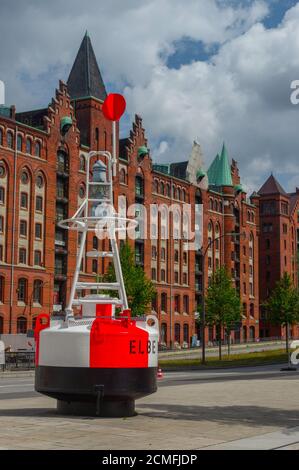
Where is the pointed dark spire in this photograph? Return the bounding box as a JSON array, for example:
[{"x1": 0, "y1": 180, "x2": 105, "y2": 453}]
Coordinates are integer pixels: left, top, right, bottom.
[
  {"x1": 67, "y1": 33, "x2": 107, "y2": 101},
  {"x1": 258, "y1": 174, "x2": 287, "y2": 196}
]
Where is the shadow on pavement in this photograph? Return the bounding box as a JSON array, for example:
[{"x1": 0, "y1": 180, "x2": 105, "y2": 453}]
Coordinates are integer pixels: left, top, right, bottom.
[{"x1": 136, "y1": 403, "x2": 299, "y2": 429}]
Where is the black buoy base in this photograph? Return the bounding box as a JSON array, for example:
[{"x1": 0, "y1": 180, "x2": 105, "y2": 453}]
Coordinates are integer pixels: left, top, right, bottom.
[
  {"x1": 57, "y1": 398, "x2": 136, "y2": 418},
  {"x1": 280, "y1": 366, "x2": 297, "y2": 371}
]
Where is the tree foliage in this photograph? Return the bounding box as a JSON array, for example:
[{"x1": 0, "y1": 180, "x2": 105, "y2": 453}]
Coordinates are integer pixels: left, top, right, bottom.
[
  {"x1": 205, "y1": 267, "x2": 241, "y2": 359},
  {"x1": 104, "y1": 242, "x2": 156, "y2": 317},
  {"x1": 265, "y1": 272, "x2": 299, "y2": 354}
]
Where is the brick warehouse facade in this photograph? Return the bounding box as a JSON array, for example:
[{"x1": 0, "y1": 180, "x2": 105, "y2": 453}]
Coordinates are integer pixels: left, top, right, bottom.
[{"x1": 0, "y1": 32, "x2": 289, "y2": 347}]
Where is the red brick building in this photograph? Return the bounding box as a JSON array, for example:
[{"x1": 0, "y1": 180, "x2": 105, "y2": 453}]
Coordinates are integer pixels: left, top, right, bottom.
[
  {"x1": 258, "y1": 175, "x2": 299, "y2": 339},
  {"x1": 0, "y1": 33, "x2": 260, "y2": 346}
]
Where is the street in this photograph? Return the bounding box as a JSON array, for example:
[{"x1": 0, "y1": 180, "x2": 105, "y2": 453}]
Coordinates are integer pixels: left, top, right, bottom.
[{"x1": 0, "y1": 364, "x2": 299, "y2": 449}]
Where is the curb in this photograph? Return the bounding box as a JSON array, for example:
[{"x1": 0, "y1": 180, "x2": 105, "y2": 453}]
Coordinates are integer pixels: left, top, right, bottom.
[
  {"x1": 0, "y1": 370, "x2": 35, "y2": 379},
  {"x1": 160, "y1": 360, "x2": 289, "y2": 372}
]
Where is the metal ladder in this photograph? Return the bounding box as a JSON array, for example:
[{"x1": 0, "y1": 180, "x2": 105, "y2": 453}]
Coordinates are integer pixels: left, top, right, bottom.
[{"x1": 60, "y1": 151, "x2": 128, "y2": 316}]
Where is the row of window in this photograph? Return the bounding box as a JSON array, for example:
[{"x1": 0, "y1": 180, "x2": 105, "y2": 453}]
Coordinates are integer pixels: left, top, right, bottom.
[
  {"x1": 0, "y1": 277, "x2": 43, "y2": 304},
  {"x1": 152, "y1": 293, "x2": 190, "y2": 314},
  {"x1": 160, "y1": 322, "x2": 190, "y2": 345},
  {"x1": 18, "y1": 249, "x2": 43, "y2": 266},
  {"x1": 18, "y1": 220, "x2": 43, "y2": 239},
  {"x1": 151, "y1": 246, "x2": 188, "y2": 263},
  {"x1": 0, "y1": 128, "x2": 42, "y2": 157},
  {"x1": 0, "y1": 316, "x2": 34, "y2": 335},
  {"x1": 153, "y1": 179, "x2": 188, "y2": 202},
  {"x1": 151, "y1": 268, "x2": 188, "y2": 285}
]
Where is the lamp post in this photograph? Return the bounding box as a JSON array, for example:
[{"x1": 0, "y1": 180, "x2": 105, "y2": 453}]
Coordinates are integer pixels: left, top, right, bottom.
[{"x1": 200, "y1": 231, "x2": 246, "y2": 364}]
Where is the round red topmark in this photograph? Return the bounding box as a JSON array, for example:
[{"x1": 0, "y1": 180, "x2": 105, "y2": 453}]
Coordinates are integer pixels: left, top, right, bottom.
[{"x1": 102, "y1": 93, "x2": 126, "y2": 121}]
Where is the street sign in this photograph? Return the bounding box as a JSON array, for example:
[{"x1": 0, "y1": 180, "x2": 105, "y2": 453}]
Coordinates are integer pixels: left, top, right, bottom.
[{"x1": 0, "y1": 340, "x2": 5, "y2": 366}]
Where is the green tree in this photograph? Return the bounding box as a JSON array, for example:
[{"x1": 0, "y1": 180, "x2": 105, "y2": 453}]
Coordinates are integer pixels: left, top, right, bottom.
[
  {"x1": 104, "y1": 242, "x2": 156, "y2": 317},
  {"x1": 205, "y1": 267, "x2": 241, "y2": 360},
  {"x1": 265, "y1": 272, "x2": 299, "y2": 355}
]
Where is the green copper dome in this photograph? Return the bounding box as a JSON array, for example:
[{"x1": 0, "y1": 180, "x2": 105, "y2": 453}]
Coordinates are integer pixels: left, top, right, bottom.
[
  {"x1": 235, "y1": 184, "x2": 243, "y2": 193},
  {"x1": 196, "y1": 168, "x2": 206, "y2": 180},
  {"x1": 137, "y1": 146, "x2": 149, "y2": 158},
  {"x1": 207, "y1": 144, "x2": 233, "y2": 188}
]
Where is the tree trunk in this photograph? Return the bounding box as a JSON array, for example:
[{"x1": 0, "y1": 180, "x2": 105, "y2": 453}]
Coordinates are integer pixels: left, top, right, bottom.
[
  {"x1": 218, "y1": 323, "x2": 222, "y2": 360},
  {"x1": 227, "y1": 331, "x2": 231, "y2": 356},
  {"x1": 285, "y1": 322, "x2": 289, "y2": 358}
]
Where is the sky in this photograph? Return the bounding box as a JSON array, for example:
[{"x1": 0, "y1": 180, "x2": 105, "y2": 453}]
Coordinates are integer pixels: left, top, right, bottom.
[{"x1": 1, "y1": 0, "x2": 299, "y2": 194}]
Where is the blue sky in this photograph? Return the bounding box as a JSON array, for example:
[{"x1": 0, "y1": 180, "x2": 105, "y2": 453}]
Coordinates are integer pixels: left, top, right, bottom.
[{"x1": 1, "y1": 0, "x2": 299, "y2": 193}]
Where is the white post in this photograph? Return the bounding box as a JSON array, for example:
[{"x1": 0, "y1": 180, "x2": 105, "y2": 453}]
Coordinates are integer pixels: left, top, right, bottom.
[{"x1": 112, "y1": 120, "x2": 117, "y2": 176}]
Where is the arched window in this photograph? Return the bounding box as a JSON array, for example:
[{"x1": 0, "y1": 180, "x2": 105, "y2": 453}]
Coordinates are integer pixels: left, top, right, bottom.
[
  {"x1": 135, "y1": 175, "x2": 144, "y2": 197},
  {"x1": 243, "y1": 302, "x2": 247, "y2": 316},
  {"x1": 26, "y1": 138, "x2": 32, "y2": 154},
  {"x1": 153, "y1": 179, "x2": 158, "y2": 193},
  {"x1": 17, "y1": 134, "x2": 22, "y2": 151},
  {"x1": 17, "y1": 278, "x2": 27, "y2": 303},
  {"x1": 175, "y1": 323, "x2": 181, "y2": 343},
  {"x1": 0, "y1": 276, "x2": 4, "y2": 303},
  {"x1": 161, "y1": 323, "x2": 167, "y2": 345},
  {"x1": 93, "y1": 236, "x2": 98, "y2": 250},
  {"x1": 183, "y1": 324, "x2": 189, "y2": 344},
  {"x1": 209, "y1": 199, "x2": 213, "y2": 210},
  {"x1": 183, "y1": 295, "x2": 189, "y2": 313},
  {"x1": 176, "y1": 188, "x2": 181, "y2": 200},
  {"x1": 17, "y1": 316, "x2": 27, "y2": 334},
  {"x1": 160, "y1": 181, "x2": 164, "y2": 195},
  {"x1": 33, "y1": 280, "x2": 43, "y2": 304},
  {"x1": 174, "y1": 250, "x2": 179, "y2": 262},
  {"x1": 57, "y1": 150, "x2": 68, "y2": 173},
  {"x1": 250, "y1": 303, "x2": 254, "y2": 318},
  {"x1": 79, "y1": 155, "x2": 86, "y2": 172},
  {"x1": 36, "y1": 174, "x2": 44, "y2": 189},
  {"x1": 7, "y1": 131, "x2": 13, "y2": 149},
  {"x1": 0, "y1": 316, "x2": 3, "y2": 334},
  {"x1": 120, "y1": 168, "x2": 126, "y2": 184},
  {"x1": 35, "y1": 141, "x2": 41, "y2": 158},
  {"x1": 161, "y1": 293, "x2": 167, "y2": 312},
  {"x1": 166, "y1": 184, "x2": 171, "y2": 197},
  {"x1": 174, "y1": 295, "x2": 180, "y2": 312}
]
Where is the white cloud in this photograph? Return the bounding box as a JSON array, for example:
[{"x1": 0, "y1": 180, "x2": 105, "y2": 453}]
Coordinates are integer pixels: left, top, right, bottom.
[{"x1": 0, "y1": 0, "x2": 298, "y2": 191}]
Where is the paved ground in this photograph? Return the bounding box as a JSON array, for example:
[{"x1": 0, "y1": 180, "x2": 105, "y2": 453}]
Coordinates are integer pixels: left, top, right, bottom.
[{"x1": 0, "y1": 364, "x2": 299, "y2": 450}]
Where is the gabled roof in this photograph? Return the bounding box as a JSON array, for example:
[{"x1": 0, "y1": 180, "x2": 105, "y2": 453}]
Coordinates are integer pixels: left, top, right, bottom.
[
  {"x1": 67, "y1": 32, "x2": 107, "y2": 101},
  {"x1": 258, "y1": 174, "x2": 287, "y2": 196}
]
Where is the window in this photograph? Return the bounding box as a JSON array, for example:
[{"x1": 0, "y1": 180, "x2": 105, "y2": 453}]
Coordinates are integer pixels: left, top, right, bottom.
[
  {"x1": 79, "y1": 155, "x2": 86, "y2": 171},
  {"x1": 174, "y1": 250, "x2": 179, "y2": 262},
  {"x1": 17, "y1": 135, "x2": 22, "y2": 151},
  {"x1": 161, "y1": 247, "x2": 166, "y2": 261},
  {"x1": 183, "y1": 252, "x2": 187, "y2": 264},
  {"x1": 36, "y1": 196, "x2": 43, "y2": 212},
  {"x1": 0, "y1": 187, "x2": 4, "y2": 204},
  {"x1": 79, "y1": 185, "x2": 85, "y2": 198},
  {"x1": 92, "y1": 260, "x2": 98, "y2": 273},
  {"x1": 7, "y1": 131, "x2": 13, "y2": 149},
  {"x1": 281, "y1": 202, "x2": 288, "y2": 215},
  {"x1": 151, "y1": 268, "x2": 156, "y2": 280},
  {"x1": 20, "y1": 192, "x2": 28, "y2": 209},
  {"x1": 283, "y1": 224, "x2": 288, "y2": 234},
  {"x1": 243, "y1": 282, "x2": 247, "y2": 294},
  {"x1": 0, "y1": 245, "x2": 3, "y2": 261},
  {"x1": 151, "y1": 246, "x2": 157, "y2": 259},
  {"x1": 161, "y1": 269, "x2": 166, "y2": 282},
  {"x1": 166, "y1": 184, "x2": 171, "y2": 197},
  {"x1": 35, "y1": 223, "x2": 42, "y2": 239},
  {"x1": 34, "y1": 250, "x2": 42, "y2": 266},
  {"x1": 183, "y1": 295, "x2": 189, "y2": 313},
  {"x1": 175, "y1": 323, "x2": 181, "y2": 343},
  {"x1": 33, "y1": 280, "x2": 43, "y2": 304},
  {"x1": 183, "y1": 324, "x2": 189, "y2": 344},
  {"x1": 160, "y1": 182, "x2": 164, "y2": 195},
  {"x1": 0, "y1": 128, "x2": 2, "y2": 146},
  {"x1": 250, "y1": 282, "x2": 253, "y2": 296},
  {"x1": 17, "y1": 278, "x2": 27, "y2": 302},
  {"x1": 0, "y1": 216, "x2": 3, "y2": 233},
  {"x1": 266, "y1": 239, "x2": 270, "y2": 249},
  {"x1": 35, "y1": 141, "x2": 41, "y2": 158},
  {"x1": 120, "y1": 168, "x2": 126, "y2": 184},
  {"x1": 174, "y1": 271, "x2": 179, "y2": 284},
  {"x1": 20, "y1": 220, "x2": 27, "y2": 237},
  {"x1": 26, "y1": 138, "x2": 32, "y2": 154},
  {"x1": 161, "y1": 323, "x2": 167, "y2": 344},
  {"x1": 0, "y1": 163, "x2": 6, "y2": 178},
  {"x1": 21, "y1": 171, "x2": 29, "y2": 184},
  {"x1": 36, "y1": 174, "x2": 44, "y2": 188},
  {"x1": 19, "y1": 248, "x2": 27, "y2": 264},
  {"x1": 17, "y1": 317, "x2": 27, "y2": 334},
  {"x1": 135, "y1": 176, "x2": 144, "y2": 197},
  {"x1": 183, "y1": 273, "x2": 188, "y2": 284},
  {"x1": 0, "y1": 316, "x2": 3, "y2": 334},
  {"x1": 93, "y1": 236, "x2": 98, "y2": 250},
  {"x1": 161, "y1": 293, "x2": 167, "y2": 312},
  {"x1": 57, "y1": 150, "x2": 68, "y2": 173},
  {"x1": 174, "y1": 295, "x2": 180, "y2": 312},
  {"x1": 266, "y1": 255, "x2": 270, "y2": 266},
  {"x1": 263, "y1": 223, "x2": 273, "y2": 233}
]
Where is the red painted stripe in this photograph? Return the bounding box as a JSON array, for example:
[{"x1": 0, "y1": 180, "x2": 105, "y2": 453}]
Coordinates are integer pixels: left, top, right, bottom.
[
  {"x1": 90, "y1": 317, "x2": 149, "y2": 368},
  {"x1": 34, "y1": 314, "x2": 50, "y2": 366}
]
